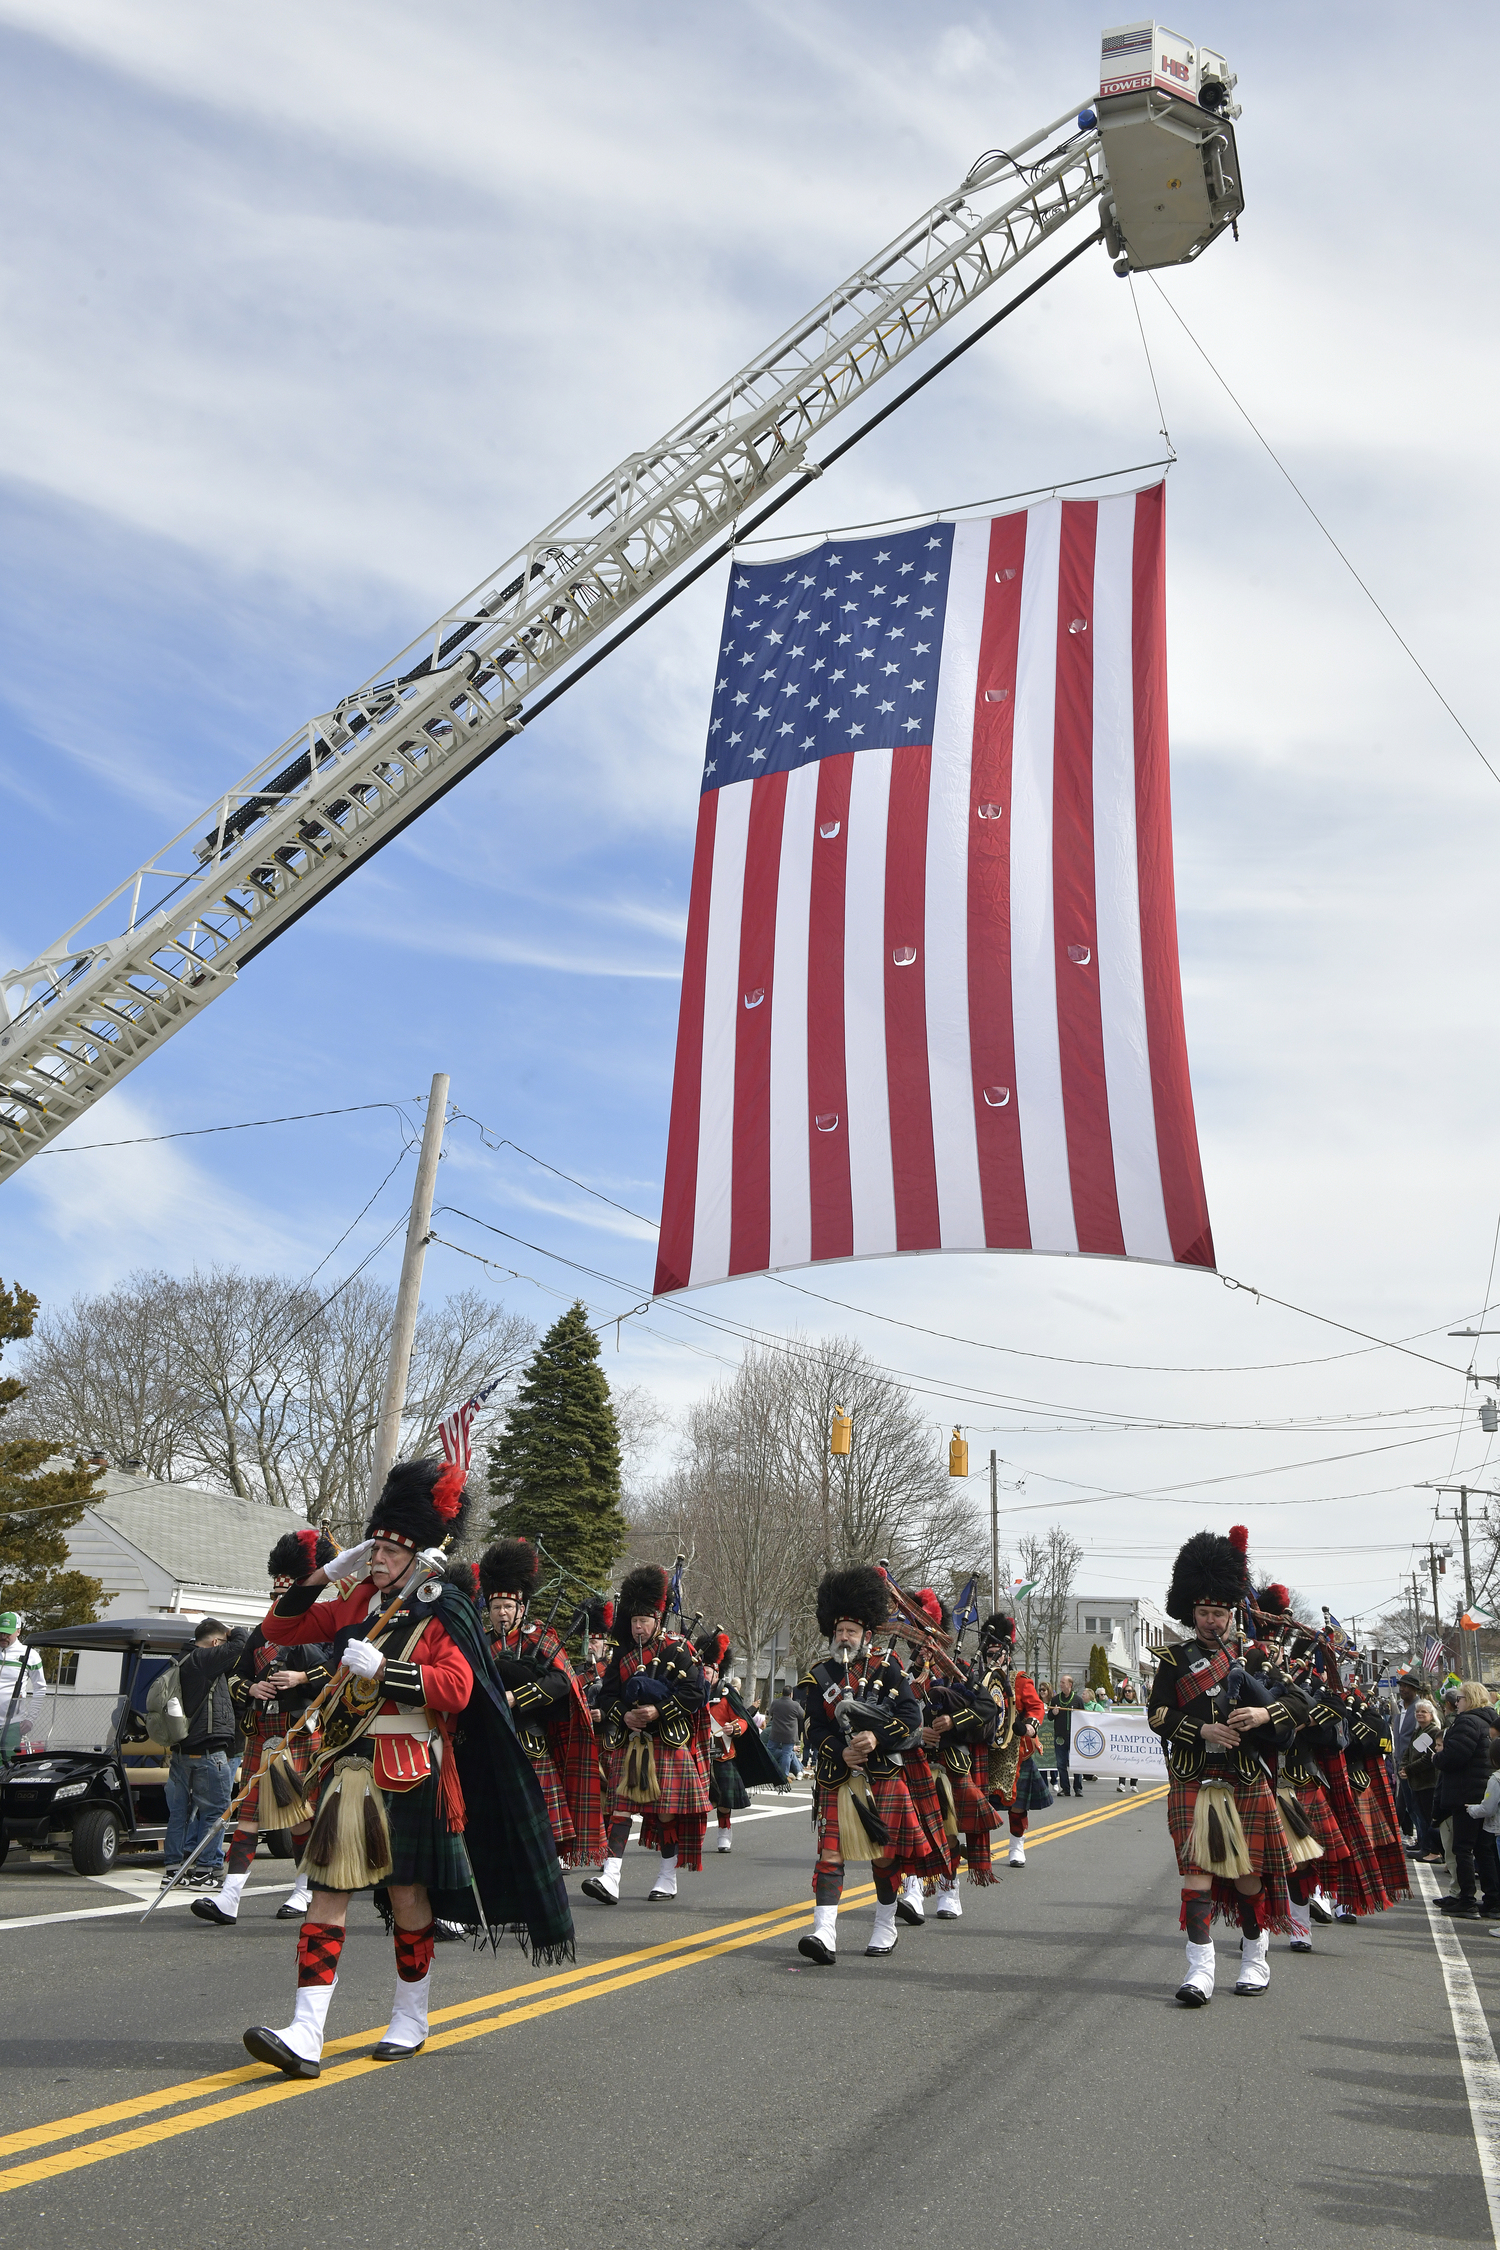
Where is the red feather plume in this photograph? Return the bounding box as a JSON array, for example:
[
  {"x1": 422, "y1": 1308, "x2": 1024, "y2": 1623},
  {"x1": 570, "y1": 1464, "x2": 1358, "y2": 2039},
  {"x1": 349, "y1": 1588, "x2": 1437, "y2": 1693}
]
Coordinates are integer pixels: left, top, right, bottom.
[
  {"x1": 295, "y1": 1526, "x2": 318, "y2": 1568},
  {"x1": 1266, "y1": 1582, "x2": 1291, "y2": 1610},
  {"x1": 432, "y1": 1460, "x2": 467, "y2": 1522},
  {"x1": 1229, "y1": 1524, "x2": 1249, "y2": 1556},
  {"x1": 914, "y1": 1589, "x2": 943, "y2": 1627}
]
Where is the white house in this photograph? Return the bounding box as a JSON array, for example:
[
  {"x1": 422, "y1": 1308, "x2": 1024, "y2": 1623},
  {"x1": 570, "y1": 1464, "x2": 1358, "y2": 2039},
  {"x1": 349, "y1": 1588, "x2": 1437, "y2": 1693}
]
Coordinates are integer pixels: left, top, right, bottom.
[
  {"x1": 63, "y1": 1468, "x2": 310, "y2": 1628},
  {"x1": 1033, "y1": 1594, "x2": 1176, "y2": 1694}
]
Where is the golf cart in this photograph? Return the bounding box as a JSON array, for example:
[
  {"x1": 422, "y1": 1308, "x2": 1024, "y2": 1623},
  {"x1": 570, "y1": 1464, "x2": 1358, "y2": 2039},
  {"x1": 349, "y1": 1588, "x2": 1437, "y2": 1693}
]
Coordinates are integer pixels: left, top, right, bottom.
[{"x1": 0, "y1": 1617, "x2": 199, "y2": 1876}]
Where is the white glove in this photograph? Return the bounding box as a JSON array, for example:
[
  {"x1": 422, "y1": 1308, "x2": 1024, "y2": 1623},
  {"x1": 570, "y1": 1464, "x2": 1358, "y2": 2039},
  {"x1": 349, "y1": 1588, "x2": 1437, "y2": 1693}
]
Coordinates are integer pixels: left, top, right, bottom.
[
  {"x1": 341, "y1": 1637, "x2": 384, "y2": 1680},
  {"x1": 329, "y1": 1539, "x2": 374, "y2": 1584}
]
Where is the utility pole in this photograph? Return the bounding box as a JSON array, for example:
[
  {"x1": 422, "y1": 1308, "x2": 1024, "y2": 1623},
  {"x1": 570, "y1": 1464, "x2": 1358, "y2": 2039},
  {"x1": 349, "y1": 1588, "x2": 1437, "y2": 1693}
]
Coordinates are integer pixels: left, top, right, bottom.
[
  {"x1": 1424, "y1": 1485, "x2": 1499, "y2": 1681},
  {"x1": 989, "y1": 1449, "x2": 999, "y2": 1614},
  {"x1": 367, "y1": 1072, "x2": 449, "y2": 1510}
]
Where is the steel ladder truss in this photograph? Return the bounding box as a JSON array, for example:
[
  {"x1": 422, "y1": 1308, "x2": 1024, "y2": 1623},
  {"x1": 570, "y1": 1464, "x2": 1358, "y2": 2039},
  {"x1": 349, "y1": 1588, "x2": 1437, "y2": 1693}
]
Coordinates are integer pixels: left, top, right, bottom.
[{"x1": 0, "y1": 102, "x2": 1104, "y2": 1181}]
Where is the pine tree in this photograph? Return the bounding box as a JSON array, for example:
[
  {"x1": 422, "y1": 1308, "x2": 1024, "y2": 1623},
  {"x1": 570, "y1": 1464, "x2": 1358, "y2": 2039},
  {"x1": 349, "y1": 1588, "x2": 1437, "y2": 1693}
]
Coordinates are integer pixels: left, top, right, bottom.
[
  {"x1": 486, "y1": 1302, "x2": 629, "y2": 1586},
  {"x1": 1086, "y1": 1642, "x2": 1113, "y2": 1700},
  {"x1": 0, "y1": 1280, "x2": 104, "y2": 1631}
]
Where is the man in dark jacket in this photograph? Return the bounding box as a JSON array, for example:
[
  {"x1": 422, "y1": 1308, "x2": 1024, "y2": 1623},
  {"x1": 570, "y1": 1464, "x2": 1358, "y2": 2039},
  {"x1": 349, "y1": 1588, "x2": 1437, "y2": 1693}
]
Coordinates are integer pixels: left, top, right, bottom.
[
  {"x1": 162, "y1": 1619, "x2": 248, "y2": 1886},
  {"x1": 1049, "y1": 1678, "x2": 1084, "y2": 1798},
  {"x1": 1433, "y1": 1687, "x2": 1500, "y2": 1919}
]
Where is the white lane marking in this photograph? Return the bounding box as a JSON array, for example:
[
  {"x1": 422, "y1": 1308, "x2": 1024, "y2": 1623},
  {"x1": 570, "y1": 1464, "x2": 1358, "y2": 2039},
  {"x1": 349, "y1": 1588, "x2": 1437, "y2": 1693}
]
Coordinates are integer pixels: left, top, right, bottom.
[
  {"x1": 1418, "y1": 1861, "x2": 1500, "y2": 2245},
  {"x1": 0, "y1": 1879, "x2": 295, "y2": 1932}
]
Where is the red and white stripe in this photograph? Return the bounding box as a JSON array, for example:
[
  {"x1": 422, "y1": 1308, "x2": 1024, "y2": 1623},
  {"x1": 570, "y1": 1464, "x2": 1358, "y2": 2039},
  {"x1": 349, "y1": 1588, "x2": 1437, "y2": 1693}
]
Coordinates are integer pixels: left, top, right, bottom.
[{"x1": 654, "y1": 484, "x2": 1212, "y2": 1295}]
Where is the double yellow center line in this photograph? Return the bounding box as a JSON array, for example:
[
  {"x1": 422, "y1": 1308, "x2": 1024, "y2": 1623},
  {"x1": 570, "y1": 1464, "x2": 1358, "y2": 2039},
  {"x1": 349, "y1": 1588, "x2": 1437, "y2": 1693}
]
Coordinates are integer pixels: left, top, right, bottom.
[{"x1": 0, "y1": 1781, "x2": 1166, "y2": 2194}]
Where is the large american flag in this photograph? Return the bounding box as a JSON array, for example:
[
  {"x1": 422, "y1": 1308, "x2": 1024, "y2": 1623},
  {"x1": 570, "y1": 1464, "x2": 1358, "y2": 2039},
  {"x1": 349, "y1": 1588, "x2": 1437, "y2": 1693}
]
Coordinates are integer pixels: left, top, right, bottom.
[{"x1": 654, "y1": 485, "x2": 1213, "y2": 1295}]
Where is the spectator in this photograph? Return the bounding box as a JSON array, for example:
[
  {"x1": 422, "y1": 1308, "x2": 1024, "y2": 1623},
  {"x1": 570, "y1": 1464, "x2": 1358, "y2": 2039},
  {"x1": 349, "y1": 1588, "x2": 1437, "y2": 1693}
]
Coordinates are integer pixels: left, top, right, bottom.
[
  {"x1": 162, "y1": 1617, "x2": 247, "y2": 1888},
  {"x1": 0, "y1": 1613, "x2": 45, "y2": 1760},
  {"x1": 1467, "y1": 1735, "x2": 1500, "y2": 1938},
  {"x1": 1049, "y1": 1676, "x2": 1084, "y2": 1799},
  {"x1": 1116, "y1": 1680, "x2": 1138, "y2": 1706},
  {"x1": 1391, "y1": 1674, "x2": 1422, "y2": 1842},
  {"x1": 765, "y1": 1684, "x2": 805, "y2": 1779},
  {"x1": 1401, "y1": 1697, "x2": 1444, "y2": 1862},
  {"x1": 1433, "y1": 1679, "x2": 1500, "y2": 1920}
]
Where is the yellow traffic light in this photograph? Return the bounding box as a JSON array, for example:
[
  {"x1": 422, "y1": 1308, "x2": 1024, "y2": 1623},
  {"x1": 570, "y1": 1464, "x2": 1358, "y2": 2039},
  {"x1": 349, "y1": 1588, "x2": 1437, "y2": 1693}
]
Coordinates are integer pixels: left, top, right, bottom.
[
  {"x1": 830, "y1": 1406, "x2": 852, "y2": 1457},
  {"x1": 948, "y1": 1427, "x2": 969, "y2": 1478}
]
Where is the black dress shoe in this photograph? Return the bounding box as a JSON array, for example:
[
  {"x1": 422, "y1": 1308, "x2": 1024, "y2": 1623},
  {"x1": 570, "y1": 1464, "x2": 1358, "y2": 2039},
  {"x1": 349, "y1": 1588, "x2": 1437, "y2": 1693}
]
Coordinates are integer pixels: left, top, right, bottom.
[
  {"x1": 275, "y1": 1901, "x2": 307, "y2": 1920},
  {"x1": 1308, "y1": 1898, "x2": 1334, "y2": 1924},
  {"x1": 1174, "y1": 1982, "x2": 1210, "y2": 2008},
  {"x1": 894, "y1": 1897, "x2": 925, "y2": 1927},
  {"x1": 797, "y1": 1934, "x2": 836, "y2": 1966},
  {"x1": 243, "y1": 2027, "x2": 320, "y2": 2079},
  {"x1": 581, "y1": 1876, "x2": 618, "y2": 1904},
  {"x1": 371, "y1": 2037, "x2": 426, "y2": 2061},
  {"x1": 1440, "y1": 1898, "x2": 1482, "y2": 1920},
  {"x1": 190, "y1": 1896, "x2": 237, "y2": 1926},
  {"x1": 865, "y1": 1934, "x2": 899, "y2": 1958}
]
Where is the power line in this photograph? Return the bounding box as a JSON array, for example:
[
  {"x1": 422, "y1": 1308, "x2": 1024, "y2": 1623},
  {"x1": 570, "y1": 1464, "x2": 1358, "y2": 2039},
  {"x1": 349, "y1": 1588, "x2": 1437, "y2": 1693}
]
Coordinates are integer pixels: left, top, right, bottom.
[
  {"x1": 1145, "y1": 273, "x2": 1499, "y2": 792},
  {"x1": 31, "y1": 1101, "x2": 418, "y2": 1155},
  {"x1": 446, "y1": 1111, "x2": 659, "y2": 1229}
]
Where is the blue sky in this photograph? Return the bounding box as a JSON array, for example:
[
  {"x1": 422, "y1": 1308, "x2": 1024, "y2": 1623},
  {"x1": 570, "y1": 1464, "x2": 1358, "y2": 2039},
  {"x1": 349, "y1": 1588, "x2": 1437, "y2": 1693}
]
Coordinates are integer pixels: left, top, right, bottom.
[{"x1": 2, "y1": 0, "x2": 1497, "y2": 1630}]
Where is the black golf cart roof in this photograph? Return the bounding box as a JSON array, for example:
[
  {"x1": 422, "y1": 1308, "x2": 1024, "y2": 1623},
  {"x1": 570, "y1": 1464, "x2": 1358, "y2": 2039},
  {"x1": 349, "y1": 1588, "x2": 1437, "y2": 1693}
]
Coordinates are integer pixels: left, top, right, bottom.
[{"x1": 24, "y1": 1618, "x2": 201, "y2": 1656}]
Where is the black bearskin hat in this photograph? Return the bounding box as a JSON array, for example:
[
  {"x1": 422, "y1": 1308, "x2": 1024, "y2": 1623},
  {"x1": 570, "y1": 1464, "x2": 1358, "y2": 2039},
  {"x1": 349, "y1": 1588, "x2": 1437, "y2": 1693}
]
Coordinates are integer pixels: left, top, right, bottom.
[
  {"x1": 614, "y1": 1563, "x2": 671, "y2": 1640},
  {"x1": 268, "y1": 1527, "x2": 336, "y2": 1583},
  {"x1": 584, "y1": 1596, "x2": 614, "y2": 1636},
  {"x1": 1253, "y1": 1581, "x2": 1292, "y2": 1620},
  {"x1": 1165, "y1": 1526, "x2": 1250, "y2": 1628},
  {"x1": 445, "y1": 1560, "x2": 481, "y2": 1604},
  {"x1": 816, "y1": 1565, "x2": 889, "y2": 1640},
  {"x1": 479, "y1": 1538, "x2": 541, "y2": 1602},
  {"x1": 364, "y1": 1455, "x2": 470, "y2": 1554},
  {"x1": 978, "y1": 1611, "x2": 1016, "y2": 1650},
  {"x1": 695, "y1": 1628, "x2": 732, "y2": 1674}
]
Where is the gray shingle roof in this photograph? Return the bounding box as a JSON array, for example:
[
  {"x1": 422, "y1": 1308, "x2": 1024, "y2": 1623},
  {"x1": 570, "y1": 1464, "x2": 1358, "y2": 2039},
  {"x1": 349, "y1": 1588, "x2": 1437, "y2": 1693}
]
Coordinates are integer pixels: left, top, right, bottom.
[{"x1": 89, "y1": 1468, "x2": 307, "y2": 1595}]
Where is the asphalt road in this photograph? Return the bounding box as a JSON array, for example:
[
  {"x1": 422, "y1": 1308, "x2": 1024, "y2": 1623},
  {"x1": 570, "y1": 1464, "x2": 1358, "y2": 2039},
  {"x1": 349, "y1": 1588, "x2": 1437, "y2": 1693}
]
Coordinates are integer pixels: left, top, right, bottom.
[{"x1": 2, "y1": 1782, "x2": 1497, "y2": 2249}]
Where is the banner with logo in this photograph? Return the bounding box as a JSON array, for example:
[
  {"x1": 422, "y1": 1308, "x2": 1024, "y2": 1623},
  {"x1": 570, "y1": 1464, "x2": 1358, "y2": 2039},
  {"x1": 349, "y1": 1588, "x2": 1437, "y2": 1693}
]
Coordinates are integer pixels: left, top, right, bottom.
[{"x1": 1066, "y1": 1711, "x2": 1167, "y2": 1781}]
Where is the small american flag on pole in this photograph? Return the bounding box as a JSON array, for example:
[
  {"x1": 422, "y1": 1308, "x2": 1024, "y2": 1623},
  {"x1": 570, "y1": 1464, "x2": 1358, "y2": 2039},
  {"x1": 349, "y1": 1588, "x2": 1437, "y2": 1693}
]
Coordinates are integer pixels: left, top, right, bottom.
[
  {"x1": 654, "y1": 486, "x2": 1212, "y2": 1295},
  {"x1": 1423, "y1": 1634, "x2": 1446, "y2": 1674},
  {"x1": 437, "y1": 1377, "x2": 505, "y2": 1475}
]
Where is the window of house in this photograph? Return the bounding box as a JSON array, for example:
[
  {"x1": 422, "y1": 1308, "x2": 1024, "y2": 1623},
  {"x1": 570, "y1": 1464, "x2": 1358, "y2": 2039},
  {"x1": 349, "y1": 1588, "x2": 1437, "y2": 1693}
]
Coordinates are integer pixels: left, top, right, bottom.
[{"x1": 1098, "y1": 1617, "x2": 1112, "y2": 1634}]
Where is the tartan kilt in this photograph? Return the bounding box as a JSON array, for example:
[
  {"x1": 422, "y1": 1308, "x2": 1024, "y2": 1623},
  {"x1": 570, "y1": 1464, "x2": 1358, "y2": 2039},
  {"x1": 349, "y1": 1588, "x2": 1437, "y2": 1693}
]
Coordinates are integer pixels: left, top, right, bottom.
[
  {"x1": 903, "y1": 1750, "x2": 958, "y2": 1879},
  {"x1": 1287, "y1": 1780, "x2": 1348, "y2": 1860},
  {"x1": 642, "y1": 1806, "x2": 708, "y2": 1870},
  {"x1": 243, "y1": 1720, "x2": 314, "y2": 1780},
  {"x1": 609, "y1": 1739, "x2": 711, "y2": 1871},
  {"x1": 815, "y1": 1770, "x2": 939, "y2": 1877},
  {"x1": 1322, "y1": 1752, "x2": 1391, "y2": 1916},
  {"x1": 526, "y1": 1742, "x2": 577, "y2": 1856},
  {"x1": 303, "y1": 1765, "x2": 473, "y2": 1899},
  {"x1": 708, "y1": 1755, "x2": 750, "y2": 1812},
  {"x1": 1166, "y1": 1771, "x2": 1293, "y2": 1935},
  {"x1": 1356, "y1": 1780, "x2": 1410, "y2": 1904},
  {"x1": 950, "y1": 1768, "x2": 1000, "y2": 1884}
]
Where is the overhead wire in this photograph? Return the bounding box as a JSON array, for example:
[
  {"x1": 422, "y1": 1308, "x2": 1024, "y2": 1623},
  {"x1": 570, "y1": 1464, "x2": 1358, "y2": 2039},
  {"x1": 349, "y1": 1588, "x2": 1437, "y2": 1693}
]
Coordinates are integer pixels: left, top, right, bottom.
[{"x1": 31, "y1": 1101, "x2": 418, "y2": 1155}]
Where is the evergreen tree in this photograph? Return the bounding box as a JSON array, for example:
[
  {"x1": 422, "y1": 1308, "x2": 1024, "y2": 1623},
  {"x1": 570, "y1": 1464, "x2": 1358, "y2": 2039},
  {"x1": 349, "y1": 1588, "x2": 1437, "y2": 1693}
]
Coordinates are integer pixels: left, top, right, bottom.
[
  {"x1": 486, "y1": 1302, "x2": 629, "y2": 1586},
  {"x1": 1086, "y1": 1642, "x2": 1113, "y2": 1700},
  {"x1": 0, "y1": 1280, "x2": 104, "y2": 1632}
]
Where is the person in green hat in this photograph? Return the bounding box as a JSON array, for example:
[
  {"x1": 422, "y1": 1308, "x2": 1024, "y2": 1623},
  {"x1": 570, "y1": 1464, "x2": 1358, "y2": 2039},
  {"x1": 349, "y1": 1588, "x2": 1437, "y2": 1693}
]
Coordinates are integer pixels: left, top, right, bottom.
[{"x1": 0, "y1": 1614, "x2": 46, "y2": 1762}]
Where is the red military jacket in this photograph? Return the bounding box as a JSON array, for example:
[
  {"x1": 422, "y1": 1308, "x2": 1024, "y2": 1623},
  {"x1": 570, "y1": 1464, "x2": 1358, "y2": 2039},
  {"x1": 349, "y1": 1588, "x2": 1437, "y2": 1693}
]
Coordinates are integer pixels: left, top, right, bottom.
[{"x1": 264, "y1": 1577, "x2": 472, "y2": 1785}]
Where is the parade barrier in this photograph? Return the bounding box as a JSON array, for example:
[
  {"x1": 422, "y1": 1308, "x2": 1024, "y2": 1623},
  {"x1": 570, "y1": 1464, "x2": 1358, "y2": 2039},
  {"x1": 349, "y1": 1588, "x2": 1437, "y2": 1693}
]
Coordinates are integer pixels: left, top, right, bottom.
[{"x1": 1064, "y1": 1712, "x2": 1167, "y2": 1782}]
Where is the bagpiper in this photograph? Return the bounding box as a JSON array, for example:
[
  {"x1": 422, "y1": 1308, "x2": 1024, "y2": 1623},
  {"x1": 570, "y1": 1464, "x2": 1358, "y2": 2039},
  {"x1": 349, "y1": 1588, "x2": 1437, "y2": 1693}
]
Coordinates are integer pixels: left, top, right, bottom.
[
  {"x1": 480, "y1": 1538, "x2": 606, "y2": 1870},
  {"x1": 697, "y1": 1628, "x2": 787, "y2": 1850},
  {"x1": 242, "y1": 1458, "x2": 572, "y2": 2079},
  {"x1": 978, "y1": 1612, "x2": 1046, "y2": 1867},
  {"x1": 1148, "y1": 1527, "x2": 1299, "y2": 2006},
  {"x1": 900, "y1": 1592, "x2": 1000, "y2": 1922},
  {"x1": 193, "y1": 1528, "x2": 337, "y2": 1928},
  {"x1": 793, "y1": 1565, "x2": 932, "y2": 1965},
  {"x1": 583, "y1": 1564, "x2": 710, "y2": 1905}
]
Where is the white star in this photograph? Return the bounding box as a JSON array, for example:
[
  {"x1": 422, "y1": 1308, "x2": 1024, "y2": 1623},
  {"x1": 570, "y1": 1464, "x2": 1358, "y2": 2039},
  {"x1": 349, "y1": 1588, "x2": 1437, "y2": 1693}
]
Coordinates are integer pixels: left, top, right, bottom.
[
  {"x1": 730, "y1": 605, "x2": 742, "y2": 618},
  {"x1": 863, "y1": 615, "x2": 879, "y2": 628},
  {"x1": 858, "y1": 646, "x2": 875, "y2": 660},
  {"x1": 837, "y1": 633, "x2": 851, "y2": 647},
  {"x1": 716, "y1": 675, "x2": 728, "y2": 690},
  {"x1": 749, "y1": 745, "x2": 769, "y2": 762},
  {"x1": 846, "y1": 570, "x2": 863, "y2": 582},
  {"x1": 882, "y1": 662, "x2": 900, "y2": 677},
  {"x1": 811, "y1": 659, "x2": 826, "y2": 673},
  {"x1": 777, "y1": 721, "x2": 795, "y2": 736},
  {"x1": 767, "y1": 629, "x2": 783, "y2": 646},
  {"x1": 875, "y1": 550, "x2": 891, "y2": 562},
  {"x1": 871, "y1": 584, "x2": 886, "y2": 596},
  {"x1": 898, "y1": 561, "x2": 914, "y2": 575},
  {"x1": 886, "y1": 627, "x2": 905, "y2": 641},
  {"x1": 738, "y1": 653, "x2": 755, "y2": 667},
  {"x1": 892, "y1": 596, "x2": 908, "y2": 609},
  {"x1": 733, "y1": 691, "x2": 749, "y2": 706},
  {"x1": 831, "y1": 668, "x2": 846, "y2": 682},
  {"x1": 922, "y1": 571, "x2": 938, "y2": 584},
  {"x1": 827, "y1": 707, "x2": 841, "y2": 720},
  {"x1": 760, "y1": 668, "x2": 776, "y2": 681},
  {"x1": 705, "y1": 758, "x2": 717, "y2": 773},
  {"x1": 817, "y1": 622, "x2": 832, "y2": 635},
  {"x1": 800, "y1": 575, "x2": 816, "y2": 589},
  {"x1": 852, "y1": 683, "x2": 869, "y2": 697},
  {"x1": 829, "y1": 553, "x2": 843, "y2": 564},
  {"x1": 841, "y1": 601, "x2": 859, "y2": 614},
  {"x1": 925, "y1": 536, "x2": 941, "y2": 549},
  {"x1": 709, "y1": 718, "x2": 722, "y2": 733},
  {"x1": 820, "y1": 585, "x2": 837, "y2": 599},
  {"x1": 847, "y1": 722, "x2": 865, "y2": 738},
  {"x1": 800, "y1": 735, "x2": 815, "y2": 750},
  {"x1": 806, "y1": 695, "x2": 821, "y2": 709},
  {"x1": 905, "y1": 678, "x2": 926, "y2": 691},
  {"x1": 781, "y1": 682, "x2": 799, "y2": 697},
  {"x1": 796, "y1": 609, "x2": 810, "y2": 622},
  {"x1": 918, "y1": 606, "x2": 934, "y2": 619},
  {"x1": 757, "y1": 593, "x2": 772, "y2": 605},
  {"x1": 902, "y1": 716, "x2": 921, "y2": 731},
  {"x1": 789, "y1": 645, "x2": 804, "y2": 658},
  {"x1": 729, "y1": 731, "x2": 743, "y2": 746},
  {"x1": 913, "y1": 641, "x2": 930, "y2": 655},
  {"x1": 782, "y1": 570, "x2": 796, "y2": 583},
  {"x1": 735, "y1": 575, "x2": 750, "y2": 588},
  {"x1": 877, "y1": 699, "x2": 894, "y2": 714},
  {"x1": 754, "y1": 705, "x2": 771, "y2": 719}
]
